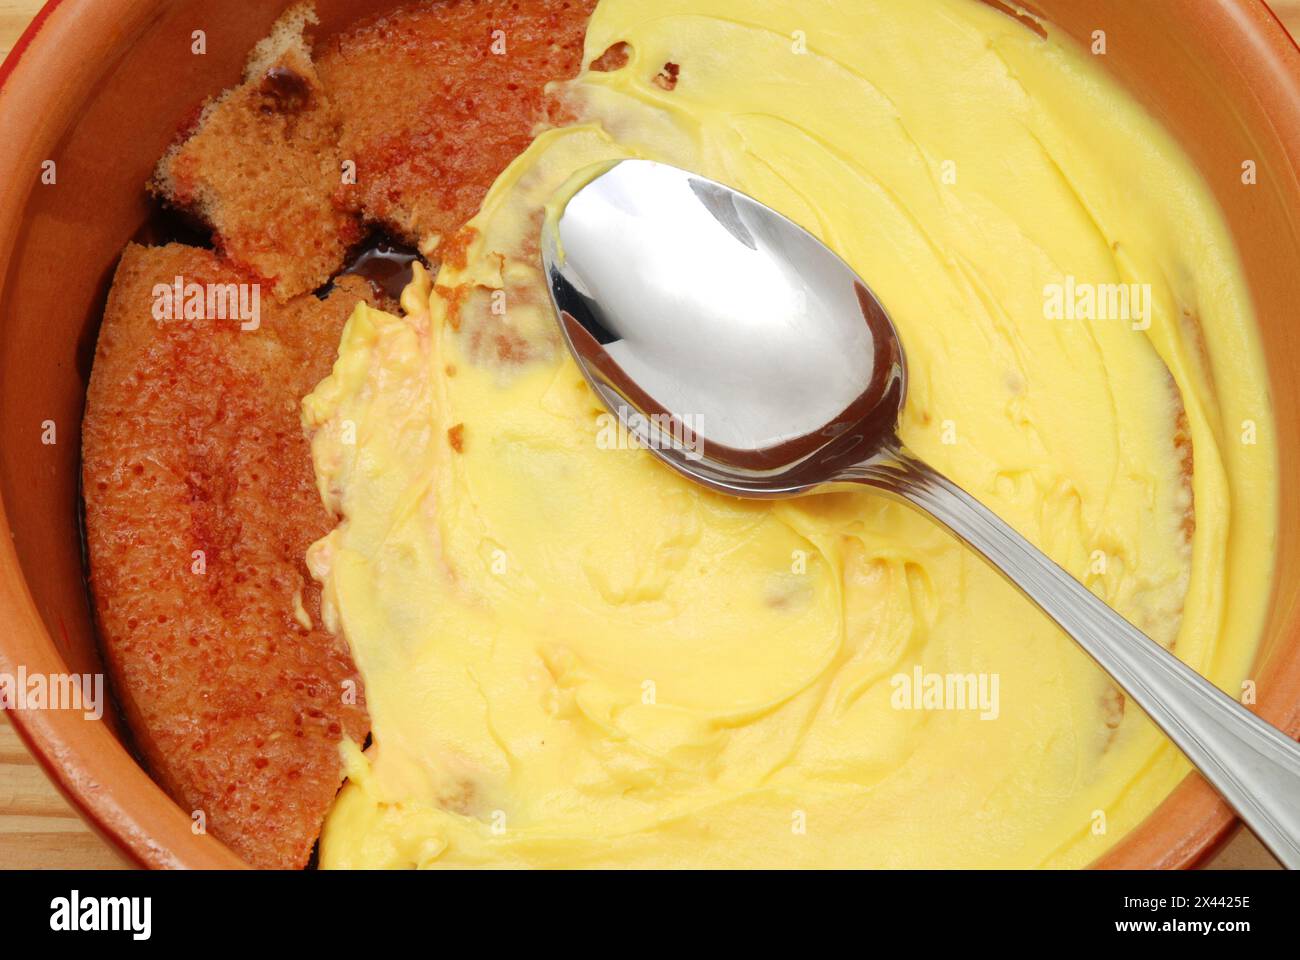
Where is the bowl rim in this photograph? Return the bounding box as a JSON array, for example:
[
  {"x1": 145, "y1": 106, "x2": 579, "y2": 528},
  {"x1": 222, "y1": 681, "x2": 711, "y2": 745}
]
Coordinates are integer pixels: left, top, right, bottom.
[
  {"x1": 0, "y1": 0, "x2": 1297, "y2": 870},
  {"x1": 0, "y1": 0, "x2": 251, "y2": 870}
]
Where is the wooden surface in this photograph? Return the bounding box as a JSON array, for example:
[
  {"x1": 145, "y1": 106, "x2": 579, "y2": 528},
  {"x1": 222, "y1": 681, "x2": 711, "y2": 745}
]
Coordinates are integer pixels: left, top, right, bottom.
[
  {"x1": 1, "y1": 714, "x2": 126, "y2": 868},
  {"x1": 0, "y1": 1, "x2": 41, "y2": 62},
  {"x1": 2, "y1": 0, "x2": 1298, "y2": 871}
]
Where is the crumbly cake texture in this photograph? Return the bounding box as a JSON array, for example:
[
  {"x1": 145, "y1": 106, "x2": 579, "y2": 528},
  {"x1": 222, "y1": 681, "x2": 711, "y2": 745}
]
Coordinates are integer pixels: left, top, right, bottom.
[
  {"x1": 150, "y1": 0, "x2": 597, "y2": 286},
  {"x1": 316, "y1": 0, "x2": 596, "y2": 253},
  {"x1": 151, "y1": 4, "x2": 361, "y2": 302},
  {"x1": 83, "y1": 244, "x2": 373, "y2": 869}
]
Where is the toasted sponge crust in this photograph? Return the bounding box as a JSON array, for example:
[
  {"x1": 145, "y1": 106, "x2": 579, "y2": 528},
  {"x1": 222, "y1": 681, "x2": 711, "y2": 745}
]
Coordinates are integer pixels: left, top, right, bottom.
[
  {"x1": 316, "y1": 0, "x2": 595, "y2": 252},
  {"x1": 82, "y1": 244, "x2": 371, "y2": 869}
]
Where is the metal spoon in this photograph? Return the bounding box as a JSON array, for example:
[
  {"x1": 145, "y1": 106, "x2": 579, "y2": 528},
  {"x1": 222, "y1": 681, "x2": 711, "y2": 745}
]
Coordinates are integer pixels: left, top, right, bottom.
[{"x1": 542, "y1": 158, "x2": 1300, "y2": 868}]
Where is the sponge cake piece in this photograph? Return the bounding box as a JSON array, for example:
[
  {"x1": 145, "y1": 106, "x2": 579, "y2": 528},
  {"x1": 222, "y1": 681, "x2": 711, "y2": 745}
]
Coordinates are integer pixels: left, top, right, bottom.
[
  {"x1": 151, "y1": 4, "x2": 361, "y2": 301},
  {"x1": 82, "y1": 243, "x2": 371, "y2": 869},
  {"x1": 316, "y1": 0, "x2": 595, "y2": 254}
]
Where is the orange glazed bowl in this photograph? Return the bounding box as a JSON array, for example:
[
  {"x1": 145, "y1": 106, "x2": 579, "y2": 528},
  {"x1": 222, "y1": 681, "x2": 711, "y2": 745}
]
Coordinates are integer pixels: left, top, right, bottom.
[{"x1": 0, "y1": 0, "x2": 1297, "y2": 868}]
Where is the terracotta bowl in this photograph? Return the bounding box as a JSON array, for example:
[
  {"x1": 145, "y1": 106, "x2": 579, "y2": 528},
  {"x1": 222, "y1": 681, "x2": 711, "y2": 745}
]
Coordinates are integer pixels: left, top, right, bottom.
[{"x1": 0, "y1": 0, "x2": 1298, "y2": 869}]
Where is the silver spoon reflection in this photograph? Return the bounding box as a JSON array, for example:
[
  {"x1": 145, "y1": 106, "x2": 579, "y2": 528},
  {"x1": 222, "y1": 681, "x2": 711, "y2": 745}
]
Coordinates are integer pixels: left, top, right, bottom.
[{"x1": 542, "y1": 158, "x2": 1300, "y2": 868}]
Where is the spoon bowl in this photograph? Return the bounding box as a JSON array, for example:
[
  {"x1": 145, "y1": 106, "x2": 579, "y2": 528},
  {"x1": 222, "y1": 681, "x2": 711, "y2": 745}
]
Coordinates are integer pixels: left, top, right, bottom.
[{"x1": 543, "y1": 159, "x2": 905, "y2": 497}]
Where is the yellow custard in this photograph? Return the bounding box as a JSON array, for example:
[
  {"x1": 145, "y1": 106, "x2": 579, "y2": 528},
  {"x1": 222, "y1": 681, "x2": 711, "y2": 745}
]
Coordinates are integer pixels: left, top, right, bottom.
[{"x1": 305, "y1": 0, "x2": 1276, "y2": 868}]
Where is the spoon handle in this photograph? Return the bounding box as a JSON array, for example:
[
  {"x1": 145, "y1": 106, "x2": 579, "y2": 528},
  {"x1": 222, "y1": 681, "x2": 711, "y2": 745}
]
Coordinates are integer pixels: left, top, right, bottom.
[{"x1": 849, "y1": 447, "x2": 1300, "y2": 868}]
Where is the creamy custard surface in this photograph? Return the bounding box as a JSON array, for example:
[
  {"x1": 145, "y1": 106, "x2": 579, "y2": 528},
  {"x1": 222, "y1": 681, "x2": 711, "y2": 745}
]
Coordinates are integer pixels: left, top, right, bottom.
[{"x1": 305, "y1": 0, "x2": 1277, "y2": 868}]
